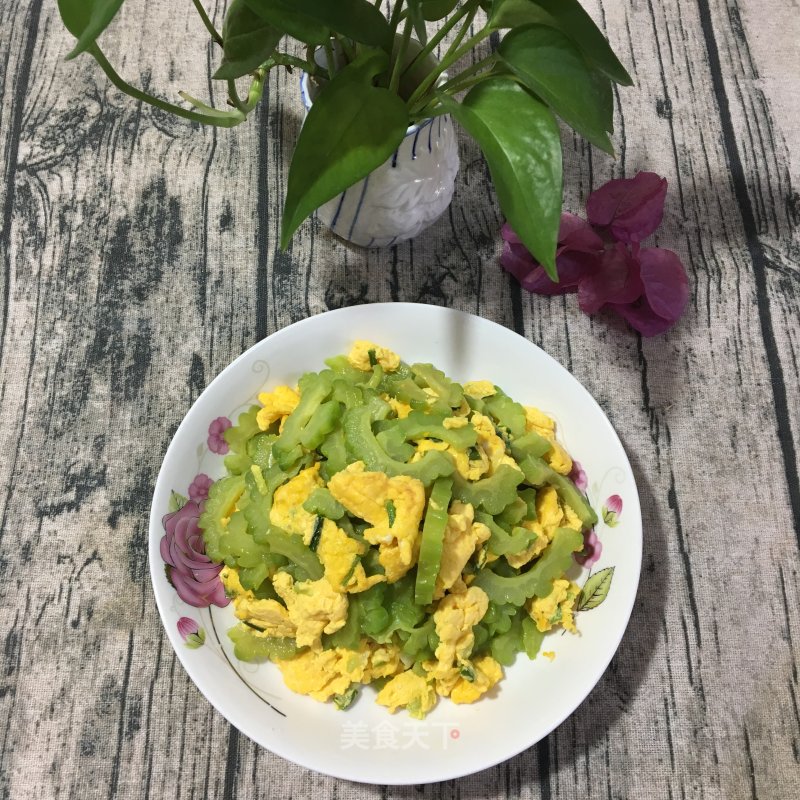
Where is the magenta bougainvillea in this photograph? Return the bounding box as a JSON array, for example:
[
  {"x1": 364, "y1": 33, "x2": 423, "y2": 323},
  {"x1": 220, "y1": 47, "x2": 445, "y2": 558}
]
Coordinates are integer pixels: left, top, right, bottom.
[{"x1": 502, "y1": 172, "x2": 689, "y2": 336}]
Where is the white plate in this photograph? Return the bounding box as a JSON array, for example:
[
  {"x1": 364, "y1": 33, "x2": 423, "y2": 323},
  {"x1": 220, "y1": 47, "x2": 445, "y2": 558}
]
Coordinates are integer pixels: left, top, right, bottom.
[{"x1": 149, "y1": 302, "x2": 642, "y2": 785}]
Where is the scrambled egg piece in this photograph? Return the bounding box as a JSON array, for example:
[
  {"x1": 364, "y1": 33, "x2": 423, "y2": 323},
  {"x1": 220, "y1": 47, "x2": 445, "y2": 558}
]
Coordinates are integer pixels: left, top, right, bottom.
[
  {"x1": 328, "y1": 462, "x2": 425, "y2": 582},
  {"x1": 442, "y1": 416, "x2": 468, "y2": 429},
  {"x1": 431, "y1": 585, "x2": 489, "y2": 680},
  {"x1": 528, "y1": 578, "x2": 580, "y2": 633},
  {"x1": 523, "y1": 406, "x2": 572, "y2": 475},
  {"x1": 434, "y1": 502, "x2": 491, "y2": 599},
  {"x1": 376, "y1": 670, "x2": 437, "y2": 719},
  {"x1": 471, "y1": 412, "x2": 520, "y2": 475},
  {"x1": 315, "y1": 518, "x2": 385, "y2": 593},
  {"x1": 506, "y1": 486, "x2": 564, "y2": 568},
  {"x1": 463, "y1": 381, "x2": 496, "y2": 399},
  {"x1": 542, "y1": 651, "x2": 556, "y2": 661},
  {"x1": 233, "y1": 596, "x2": 296, "y2": 638},
  {"x1": 348, "y1": 341, "x2": 400, "y2": 372},
  {"x1": 277, "y1": 640, "x2": 402, "y2": 701},
  {"x1": 270, "y1": 464, "x2": 322, "y2": 537},
  {"x1": 257, "y1": 385, "x2": 300, "y2": 431},
  {"x1": 272, "y1": 572, "x2": 348, "y2": 649},
  {"x1": 450, "y1": 655, "x2": 503, "y2": 704},
  {"x1": 221, "y1": 565, "x2": 298, "y2": 637}
]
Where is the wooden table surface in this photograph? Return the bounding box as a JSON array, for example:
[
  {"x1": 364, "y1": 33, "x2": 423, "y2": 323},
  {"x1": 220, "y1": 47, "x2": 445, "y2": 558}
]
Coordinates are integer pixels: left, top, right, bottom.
[{"x1": 1, "y1": 1, "x2": 798, "y2": 798}]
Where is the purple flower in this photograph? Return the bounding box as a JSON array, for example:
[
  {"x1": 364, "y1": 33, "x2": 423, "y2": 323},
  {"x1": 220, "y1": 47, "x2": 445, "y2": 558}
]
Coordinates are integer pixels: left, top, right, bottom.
[
  {"x1": 500, "y1": 172, "x2": 689, "y2": 337},
  {"x1": 160, "y1": 500, "x2": 229, "y2": 608},
  {"x1": 188, "y1": 473, "x2": 214, "y2": 503},
  {"x1": 586, "y1": 171, "x2": 668, "y2": 244},
  {"x1": 208, "y1": 416, "x2": 232, "y2": 454},
  {"x1": 575, "y1": 528, "x2": 602, "y2": 568},
  {"x1": 570, "y1": 461, "x2": 588, "y2": 493}
]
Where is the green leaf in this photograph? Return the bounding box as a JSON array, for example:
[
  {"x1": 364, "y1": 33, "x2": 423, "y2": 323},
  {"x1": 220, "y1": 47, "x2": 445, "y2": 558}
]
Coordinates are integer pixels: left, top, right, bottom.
[
  {"x1": 489, "y1": 0, "x2": 632, "y2": 86},
  {"x1": 184, "y1": 629, "x2": 206, "y2": 649},
  {"x1": 243, "y1": 0, "x2": 328, "y2": 45},
  {"x1": 439, "y1": 78, "x2": 562, "y2": 279},
  {"x1": 294, "y1": 0, "x2": 392, "y2": 47},
  {"x1": 215, "y1": 0, "x2": 283, "y2": 80},
  {"x1": 168, "y1": 491, "x2": 188, "y2": 513},
  {"x1": 498, "y1": 24, "x2": 614, "y2": 154},
  {"x1": 281, "y1": 50, "x2": 407, "y2": 248},
  {"x1": 577, "y1": 566, "x2": 614, "y2": 610},
  {"x1": 59, "y1": 0, "x2": 126, "y2": 60},
  {"x1": 421, "y1": 0, "x2": 460, "y2": 21}
]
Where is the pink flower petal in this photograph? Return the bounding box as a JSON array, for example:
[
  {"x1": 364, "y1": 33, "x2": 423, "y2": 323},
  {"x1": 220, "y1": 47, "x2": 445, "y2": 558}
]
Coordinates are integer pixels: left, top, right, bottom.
[
  {"x1": 177, "y1": 617, "x2": 199, "y2": 640},
  {"x1": 609, "y1": 297, "x2": 680, "y2": 337},
  {"x1": 606, "y1": 495, "x2": 623, "y2": 515},
  {"x1": 570, "y1": 461, "x2": 588, "y2": 493},
  {"x1": 188, "y1": 473, "x2": 213, "y2": 503},
  {"x1": 638, "y1": 247, "x2": 690, "y2": 323},
  {"x1": 575, "y1": 529, "x2": 602, "y2": 568},
  {"x1": 558, "y1": 212, "x2": 604, "y2": 255},
  {"x1": 586, "y1": 172, "x2": 668, "y2": 244},
  {"x1": 578, "y1": 243, "x2": 643, "y2": 314}
]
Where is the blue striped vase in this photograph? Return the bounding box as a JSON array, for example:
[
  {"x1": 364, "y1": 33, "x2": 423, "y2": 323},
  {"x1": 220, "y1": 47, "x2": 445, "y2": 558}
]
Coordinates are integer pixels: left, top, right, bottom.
[{"x1": 300, "y1": 73, "x2": 460, "y2": 248}]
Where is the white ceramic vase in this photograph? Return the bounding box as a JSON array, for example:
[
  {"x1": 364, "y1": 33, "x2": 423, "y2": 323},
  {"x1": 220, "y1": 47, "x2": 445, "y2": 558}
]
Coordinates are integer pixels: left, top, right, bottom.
[{"x1": 299, "y1": 73, "x2": 460, "y2": 248}]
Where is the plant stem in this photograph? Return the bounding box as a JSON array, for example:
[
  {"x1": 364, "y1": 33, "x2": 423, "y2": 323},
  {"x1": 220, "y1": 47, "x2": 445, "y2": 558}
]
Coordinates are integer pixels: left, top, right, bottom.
[
  {"x1": 389, "y1": 16, "x2": 413, "y2": 94},
  {"x1": 272, "y1": 52, "x2": 325, "y2": 77},
  {"x1": 406, "y1": 22, "x2": 490, "y2": 109},
  {"x1": 388, "y1": 0, "x2": 405, "y2": 35},
  {"x1": 335, "y1": 34, "x2": 356, "y2": 62},
  {"x1": 190, "y1": 0, "x2": 223, "y2": 46},
  {"x1": 226, "y1": 79, "x2": 247, "y2": 113},
  {"x1": 90, "y1": 46, "x2": 244, "y2": 126},
  {"x1": 323, "y1": 40, "x2": 335, "y2": 79},
  {"x1": 401, "y1": 0, "x2": 476, "y2": 77},
  {"x1": 436, "y1": 53, "x2": 496, "y2": 93}
]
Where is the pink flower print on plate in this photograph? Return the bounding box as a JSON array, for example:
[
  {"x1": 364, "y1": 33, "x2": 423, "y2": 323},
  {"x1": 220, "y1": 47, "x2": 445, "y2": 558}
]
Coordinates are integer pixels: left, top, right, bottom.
[
  {"x1": 602, "y1": 495, "x2": 623, "y2": 527},
  {"x1": 208, "y1": 416, "x2": 232, "y2": 454}
]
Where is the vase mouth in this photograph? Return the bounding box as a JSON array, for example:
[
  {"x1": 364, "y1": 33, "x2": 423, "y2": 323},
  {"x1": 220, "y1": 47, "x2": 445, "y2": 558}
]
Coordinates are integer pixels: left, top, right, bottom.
[{"x1": 299, "y1": 72, "x2": 434, "y2": 137}]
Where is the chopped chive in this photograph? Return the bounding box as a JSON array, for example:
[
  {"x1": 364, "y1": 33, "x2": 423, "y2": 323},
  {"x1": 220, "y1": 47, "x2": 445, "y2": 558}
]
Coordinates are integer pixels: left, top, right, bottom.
[
  {"x1": 459, "y1": 663, "x2": 476, "y2": 682},
  {"x1": 385, "y1": 499, "x2": 397, "y2": 527},
  {"x1": 340, "y1": 555, "x2": 360, "y2": 587},
  {"x1": 368, "y1": 349, "x2": 378, "y2": 367},
  {"x1": 310, "y1": 515, "x2": 324, "y2": 551},
  {"x1": 243, "y1": 620, "x2": 266, "y2": 632},
  {"x1": 333, "y1": 686, "x2": 358, "y2": 710}
]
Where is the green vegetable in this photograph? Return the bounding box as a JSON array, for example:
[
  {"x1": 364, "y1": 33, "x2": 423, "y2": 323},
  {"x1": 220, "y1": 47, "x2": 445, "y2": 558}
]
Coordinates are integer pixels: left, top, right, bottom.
[
  {"x1": 309, "y1": 516, "x2": 324, "y2": 551},
  {"x1": 483, "y1": 390, "x2": 527, "y2": 437},
  {"x1": 472, "y1": 527, "x2": 583, "y2": 605},
  {"x1": 303, "y1": 488, "x2": 346, "y2": 520},
  {"x1": 452, "y1": 464, "x2": 525, "y2": 514},
  {"x1": 323, "y1": 598, "x2": 361, "y2": 651},
  {"x1": 333, "y1": 687, "x2": 359, "y2": 710},
  {"x1": 228, "y1": 624, "x2": 299, "y2": 663},
  {"x1": 385, "y1": 499, "x2": 397, "y2": 527},
  {"x1": 299, "y1": 400, "x2": 342, "y2": 449},
  {"x1": 265, "y1": 526, "x2": 324, "y2": 580},
  {"x1": 496, "y1": 496, "x2": 527, "y2": 527},
  {"x1": 356, "y1": 584, "x2": 391, "y2": 637},
  {"x1": 510, "y1": 431, "x2": 552, "y2": 461},
  {"x1": 519, "y1": 455, "x2": 597, "y2": 527},
  {"x1": 273, "y1": 371, "x2": 334, "y2": 467},
  {"x1": 199, "y1": 475, "x2": 246, "y2": 563},
  {"x1": 319, "y1": 428, "x2": 348, "y2": 479},
  {"x1": 382, "y1": 410, "x2": 478, "y2": 450},
  {"x1": 521, "y1": 616, "x2": 545, "y2": 659},
  {"x1": 411, "y1": 363, "x2": 464, "y2": 408},
  {"x1": 414, "y1": 477, "x2": 453, "y2": 605},
  {"x1": 342, "y1": 405, "x2": 454, "y2": 485},
  {"x1": 490, "y1": 609, "x2": 524, "y2": 665}
]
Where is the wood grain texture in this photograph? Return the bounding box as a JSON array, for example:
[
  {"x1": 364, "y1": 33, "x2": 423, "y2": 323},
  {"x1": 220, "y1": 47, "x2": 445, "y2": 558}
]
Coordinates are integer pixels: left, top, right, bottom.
[{"x1": 0, "y1": 1, "x2": 798, "y2": 798}]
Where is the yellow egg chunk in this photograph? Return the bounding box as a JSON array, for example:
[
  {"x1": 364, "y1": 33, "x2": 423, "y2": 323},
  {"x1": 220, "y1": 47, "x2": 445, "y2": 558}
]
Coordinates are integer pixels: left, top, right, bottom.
[
  {"x1": 434, "y1": 503, "x2": 490, "y2": 600},
  {"x1": 328, "y1": 462, "x2": 425, "y2": 583},
  {"x1": 314, "y1": 518, "x2": 385, "y2": 594},
  {"x1": 545, "y1": 440, "x2": 573, "y2": 475},
  {"x1": 276, "y1": 649, "x2": 357, "y2": 701},
  {"x1": 562, "y1": 503, "x2": 583, "y2": 531},
  {"x1": 442, "y1": 416, "x2": 468, "y2": 429},
  {"x1": 269, "y1": 464, "x2": 322, "y2": 537},
  {"x1": 376, "y1": 670, "x2": 437, "y2": 719},
  {"x1": 471, "y1": 412, "x2": 520, "y2": 475},
  {"x1": 256, "y1": 385, "x2": 300, "y2": 431},
  {"x1": 505, "y1": 486, "x2": 564, "y2": 568},
  {"x1": 450, "y1": 656, "x2": 503, "y2": 704},
  {"x1": 431, "y1": 586, "x2": 489, "y2": 679},
  {"x1": 463, "y1": 380, "x2": 496, "y2": 399},
  {"x1": 272, "y1": 572, "x2": 348, "y2": 649},
  {"x1": 220, "y1": 565, "x2": 250, "y2": 599},
  {"x1": 233, "y1": 596, "x2": 296, "y2": 638},
  {"x1": 528, "y1": 578, "x2": 581, "y2": 633},
  {"x1": 542, "y1": 651, "x2": 556, "y2": 661},
  {"x1": 524, "y1": 406, "x2": 555, "y2": 437},
  {"x1": 347, "y1": 341, "x2": 400, "y2": 372}
]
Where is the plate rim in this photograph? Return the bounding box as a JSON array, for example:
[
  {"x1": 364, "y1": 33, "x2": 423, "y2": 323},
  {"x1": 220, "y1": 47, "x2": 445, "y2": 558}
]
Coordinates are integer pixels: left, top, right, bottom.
[{"x1": 148, "y1": 301, "x2": 643, "y2": 784}]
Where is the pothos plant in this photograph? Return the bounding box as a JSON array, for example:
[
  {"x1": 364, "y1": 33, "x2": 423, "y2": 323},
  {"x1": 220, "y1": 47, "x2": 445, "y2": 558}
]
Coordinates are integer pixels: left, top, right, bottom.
[{"x1": 58, "y1": 0, "x2": 631, "y2": 276}]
